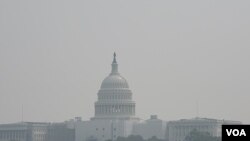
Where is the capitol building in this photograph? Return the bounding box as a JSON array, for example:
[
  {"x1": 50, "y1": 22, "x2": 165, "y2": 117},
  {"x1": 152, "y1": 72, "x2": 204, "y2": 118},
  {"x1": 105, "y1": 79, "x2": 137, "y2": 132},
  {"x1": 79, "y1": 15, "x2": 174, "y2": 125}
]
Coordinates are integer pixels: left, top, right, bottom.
[
  {"x1": 75, "y1": 53, "x2": 142, "y2": 141},
  {"x1": 0, "y1": 53, "x2": 241, "y2": 141},
  {"x1": 73, "y1": 53, "x2": 241, "y2": 141},
  {"x1": 74, "y1": 53, "x2": 239, "y2": 141},
  {"x1": 92, "y1": 53, "x2": 138, "y2": 121}
]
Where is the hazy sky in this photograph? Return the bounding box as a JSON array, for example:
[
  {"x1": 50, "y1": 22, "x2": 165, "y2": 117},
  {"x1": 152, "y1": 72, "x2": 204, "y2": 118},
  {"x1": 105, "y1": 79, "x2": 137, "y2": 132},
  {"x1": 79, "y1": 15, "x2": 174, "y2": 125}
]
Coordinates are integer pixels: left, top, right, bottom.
[{"x1": 0, "y1": 0, "x2": 250, "y2": 124}]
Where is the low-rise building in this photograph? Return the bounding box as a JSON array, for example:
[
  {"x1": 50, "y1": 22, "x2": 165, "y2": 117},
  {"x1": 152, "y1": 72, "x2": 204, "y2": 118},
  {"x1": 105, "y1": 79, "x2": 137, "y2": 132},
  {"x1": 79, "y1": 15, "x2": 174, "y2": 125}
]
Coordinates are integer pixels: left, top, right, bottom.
[
  {"x1": 47, "y1": 122, "x2": 75, "y2": 141},
  {"x1": 133, "y1": 115, "x2": 166, "y2": 140},
  {"x1": 0, "y1": 122, "x2": 48, "y2": 141},
  {"x1": 166, "y1": 117, "x2": 241, "y2": 141}
]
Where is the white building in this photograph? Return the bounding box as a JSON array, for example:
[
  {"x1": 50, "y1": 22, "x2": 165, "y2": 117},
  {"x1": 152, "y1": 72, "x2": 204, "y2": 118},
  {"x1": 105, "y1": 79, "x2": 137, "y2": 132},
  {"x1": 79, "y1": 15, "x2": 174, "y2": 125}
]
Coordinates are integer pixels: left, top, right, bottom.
[
  {"x1": 166, "y1": 117, "x2": 241, "y2": 141},
  {"x1": 0, "y1": 122, "x2": 49, "y2": 141},
  {"x1": 76, "y1": 53, "x2": 139, "y2": 141},
  {"x1": 133, "y1": 115, "x2": 166, "y2": 140}
]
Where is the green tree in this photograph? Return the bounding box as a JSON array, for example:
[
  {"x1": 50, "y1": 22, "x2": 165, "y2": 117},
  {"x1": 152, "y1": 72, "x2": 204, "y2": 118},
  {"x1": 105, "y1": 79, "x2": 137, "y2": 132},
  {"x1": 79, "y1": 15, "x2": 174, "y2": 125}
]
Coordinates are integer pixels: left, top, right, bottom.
[
  {"x1": 147, "y1": 136, "x2": 167, "y2": 141},
  {"x1": 127, "y1": 135, "x2": 144, "y2": 141},
  {"x1": 116, "y1": 136, "x2": 127, "y2": 141},
  {"x1": 107, "y1": 135, "x2": 168, "y2": 141},
  {"x1": 109, "y1": 135, "x2": 144, "y2": 141},
  {"x1": 184, "y1": 129, "x2": 221, "y2": 141}
]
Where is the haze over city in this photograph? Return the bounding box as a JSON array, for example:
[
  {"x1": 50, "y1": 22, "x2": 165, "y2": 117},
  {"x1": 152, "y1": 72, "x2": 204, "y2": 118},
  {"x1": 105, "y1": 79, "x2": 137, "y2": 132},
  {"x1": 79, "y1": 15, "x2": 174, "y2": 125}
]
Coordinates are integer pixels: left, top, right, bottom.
[{"x1": 0, "y1": 0, "x2": 250, "y2": 124}]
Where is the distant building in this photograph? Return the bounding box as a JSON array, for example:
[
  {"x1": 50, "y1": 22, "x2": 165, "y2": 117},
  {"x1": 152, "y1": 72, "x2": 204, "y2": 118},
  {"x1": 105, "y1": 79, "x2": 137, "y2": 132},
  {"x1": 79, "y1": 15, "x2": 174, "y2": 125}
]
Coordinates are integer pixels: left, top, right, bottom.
[
  {"x1": 133, "y1": 115, "x2": 166, "y2": 140},
  {"x1": 47, "y1": 122, "x2": 75, "y2": 141},
  {"x1": 76, "y1": 53, "x2": 139, "y2": 141},
  {"x1": 0, "y1": 122, "x2": 48, "y2": 141},
  {"x1": 0, "y1": 122, "x2": 75, "y2": 141},
  {"x1": 166, "y1": 117, "x2": 241, "y2": 141},
  {"x1": 91, "y1": 53, "x2": 138, "y2": 121}
]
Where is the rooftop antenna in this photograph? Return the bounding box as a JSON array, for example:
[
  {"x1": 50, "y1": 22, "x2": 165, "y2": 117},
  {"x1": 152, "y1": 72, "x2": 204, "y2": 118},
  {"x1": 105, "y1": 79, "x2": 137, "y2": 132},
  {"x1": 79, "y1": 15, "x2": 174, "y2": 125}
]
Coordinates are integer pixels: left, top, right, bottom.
[
  {"x1": 21, "y1": 104, "x2": 23, "y2": 122},
  {"x1": 196, "y1": 100, "x2": 199, "y2": 118}
]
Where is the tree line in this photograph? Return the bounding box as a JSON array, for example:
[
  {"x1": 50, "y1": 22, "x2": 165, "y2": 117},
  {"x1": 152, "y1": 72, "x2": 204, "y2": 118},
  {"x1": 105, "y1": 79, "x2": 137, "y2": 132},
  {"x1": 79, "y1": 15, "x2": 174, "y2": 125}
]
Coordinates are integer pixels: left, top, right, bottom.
[{"x1": 105, "y1": 129, "x2": 221, "y2": 141}]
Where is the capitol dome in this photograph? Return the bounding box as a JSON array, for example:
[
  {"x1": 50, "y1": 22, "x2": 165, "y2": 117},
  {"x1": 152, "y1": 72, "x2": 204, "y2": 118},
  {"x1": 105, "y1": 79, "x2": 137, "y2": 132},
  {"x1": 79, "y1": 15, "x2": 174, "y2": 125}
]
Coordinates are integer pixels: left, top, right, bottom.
[
  {"x1": 101, "y1": 74, "x2": 129, "y2": 89},
  {"x1": 92, "y1": 53, "x2": 137, "y2": 120}
]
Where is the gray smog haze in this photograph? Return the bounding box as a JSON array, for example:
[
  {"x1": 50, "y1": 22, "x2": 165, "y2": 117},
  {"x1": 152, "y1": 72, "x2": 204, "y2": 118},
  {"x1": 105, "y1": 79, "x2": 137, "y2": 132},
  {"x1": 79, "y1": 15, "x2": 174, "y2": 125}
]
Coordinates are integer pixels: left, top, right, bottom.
[{"x1": 0, "y1": 0, "x2": 250, "y2": 124}]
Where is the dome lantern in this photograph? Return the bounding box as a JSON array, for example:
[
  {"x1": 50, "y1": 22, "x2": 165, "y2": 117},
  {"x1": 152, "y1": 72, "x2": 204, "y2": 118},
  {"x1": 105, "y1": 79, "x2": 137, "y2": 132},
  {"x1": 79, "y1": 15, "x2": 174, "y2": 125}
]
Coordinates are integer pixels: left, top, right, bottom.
[{"x1": 111, "y1": 52, "x2": 119, "y2": 75}]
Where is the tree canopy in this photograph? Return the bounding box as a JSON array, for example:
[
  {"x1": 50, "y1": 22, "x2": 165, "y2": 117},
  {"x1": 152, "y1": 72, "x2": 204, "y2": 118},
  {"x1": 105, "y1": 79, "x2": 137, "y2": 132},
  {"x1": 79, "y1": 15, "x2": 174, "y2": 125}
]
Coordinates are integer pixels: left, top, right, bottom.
[
  {"x1": 106, "y1": 135, "x2": 166, "y2": 141},
  {"x1": 184, "y1": 129, "x2": 221, "y2": 141}
]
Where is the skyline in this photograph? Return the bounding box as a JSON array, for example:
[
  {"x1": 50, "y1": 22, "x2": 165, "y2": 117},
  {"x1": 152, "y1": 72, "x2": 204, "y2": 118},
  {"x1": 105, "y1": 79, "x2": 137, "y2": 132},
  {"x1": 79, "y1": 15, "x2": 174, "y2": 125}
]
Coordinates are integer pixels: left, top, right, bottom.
[{"x1": 1, "y1": 0, "x2": 250, "y2": 124}]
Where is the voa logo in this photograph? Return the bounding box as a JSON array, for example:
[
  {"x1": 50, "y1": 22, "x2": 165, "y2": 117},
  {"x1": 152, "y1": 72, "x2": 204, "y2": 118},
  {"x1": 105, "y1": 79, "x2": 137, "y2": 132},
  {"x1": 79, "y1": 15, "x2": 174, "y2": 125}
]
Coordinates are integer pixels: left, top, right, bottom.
[{"x1": 226, "y1": 129, "x2": 246, "y2": 136}]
